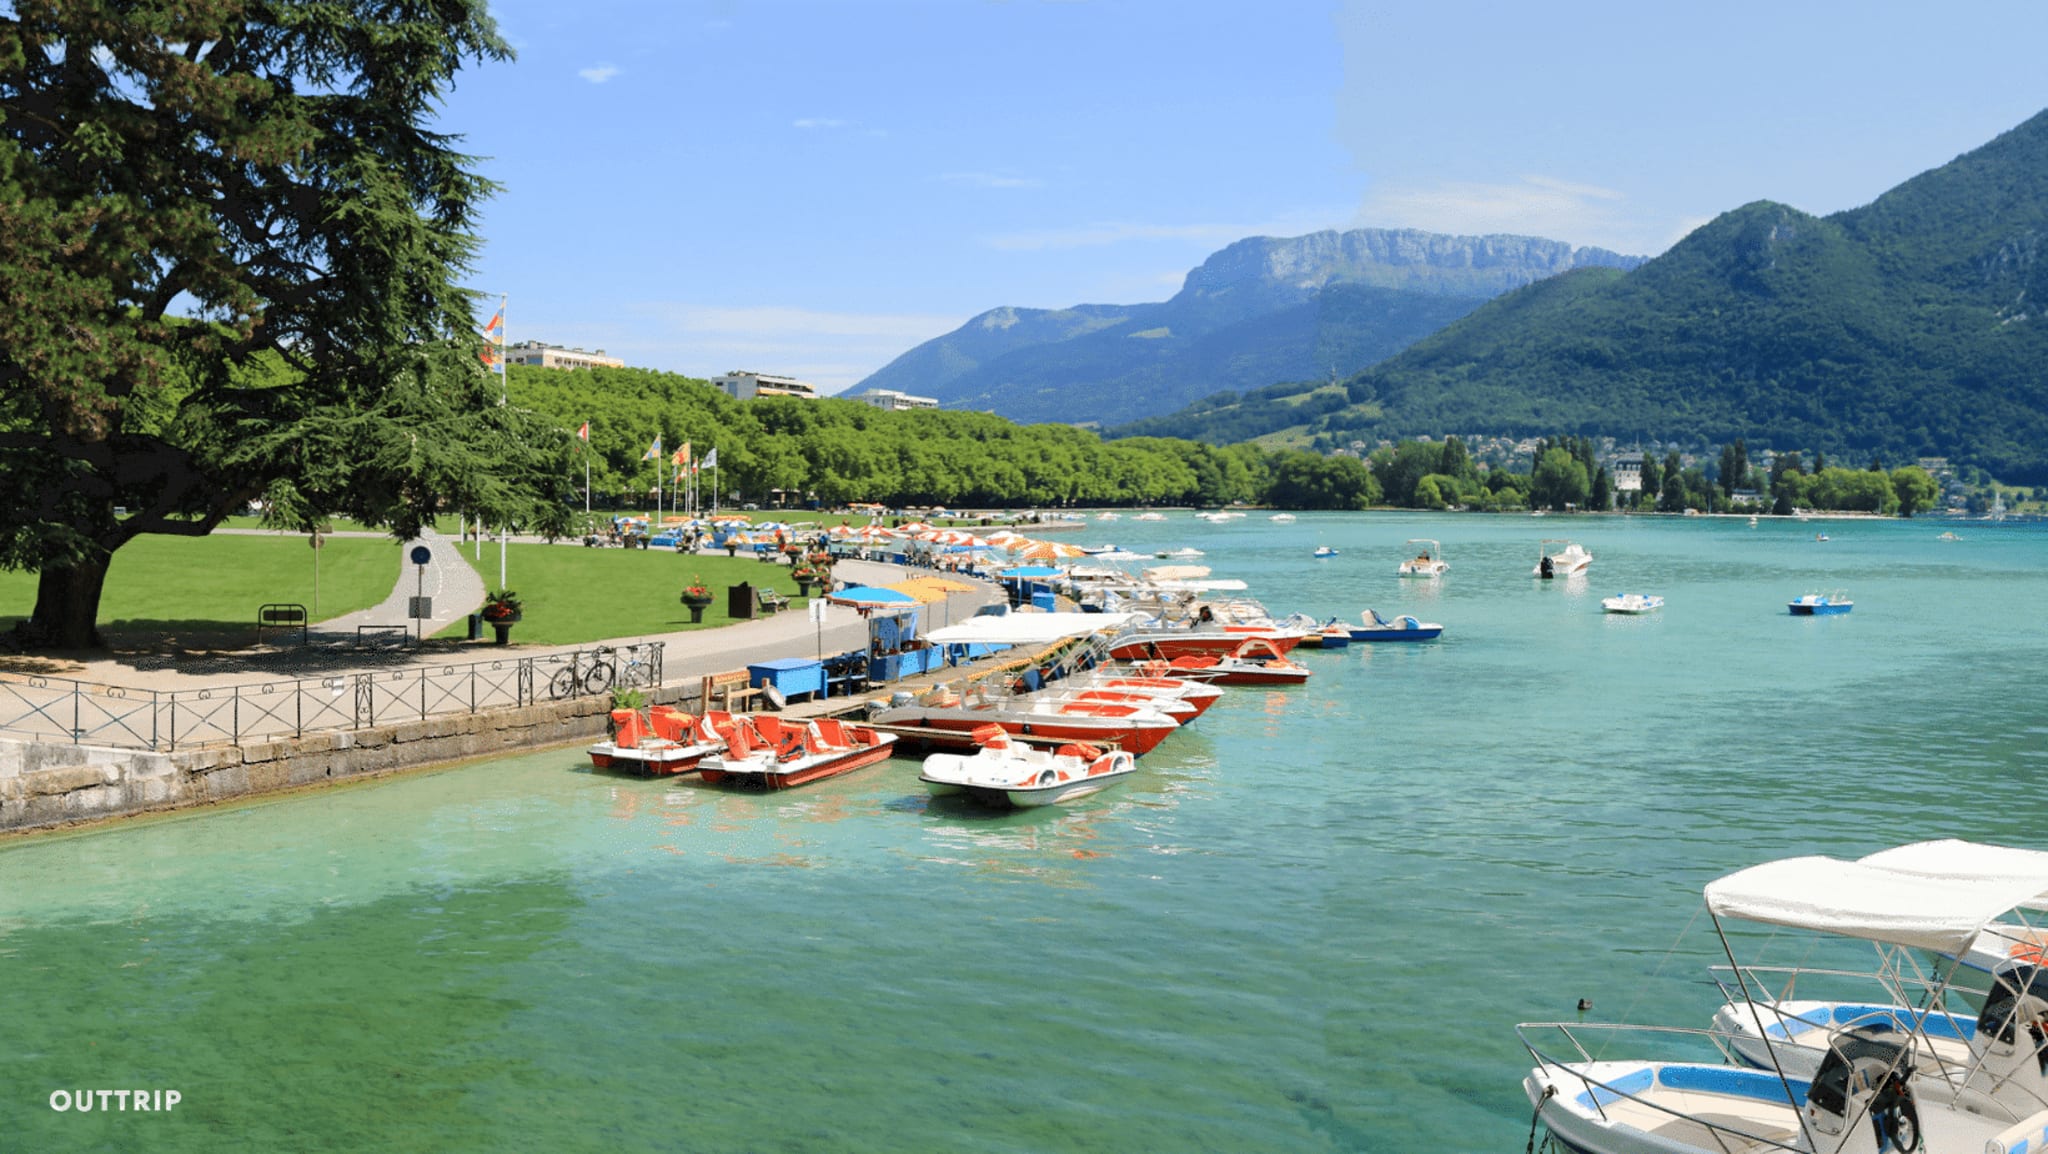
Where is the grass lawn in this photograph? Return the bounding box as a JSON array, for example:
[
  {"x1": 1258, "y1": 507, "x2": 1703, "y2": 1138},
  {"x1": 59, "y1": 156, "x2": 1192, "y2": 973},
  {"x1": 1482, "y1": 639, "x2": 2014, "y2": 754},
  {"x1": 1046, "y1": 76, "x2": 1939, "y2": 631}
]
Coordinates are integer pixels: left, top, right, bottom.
[
  {"x1": 608, "y1": 509, "x2": 1052, "y2": 531},
  {"x1": 214, "y1": 513, "x2": 467, "y2": 535},
  {"x1": 436, "y1": 545, "x2": 815, "y2": 646},
  {"x1": 0, "y1": 535, "x2": 399, "y2": 636}
]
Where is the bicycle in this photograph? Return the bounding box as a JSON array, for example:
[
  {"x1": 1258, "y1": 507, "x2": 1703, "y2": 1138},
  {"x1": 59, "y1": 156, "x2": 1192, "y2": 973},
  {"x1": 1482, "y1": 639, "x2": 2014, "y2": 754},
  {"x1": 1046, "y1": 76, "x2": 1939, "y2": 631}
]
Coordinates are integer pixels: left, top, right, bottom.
[
  {"x1": 611, "y1": 644, "x2": 653, "y2": 690},
  {"x1": 549, "y1": 647, "x2": 617, "y2": 700}
]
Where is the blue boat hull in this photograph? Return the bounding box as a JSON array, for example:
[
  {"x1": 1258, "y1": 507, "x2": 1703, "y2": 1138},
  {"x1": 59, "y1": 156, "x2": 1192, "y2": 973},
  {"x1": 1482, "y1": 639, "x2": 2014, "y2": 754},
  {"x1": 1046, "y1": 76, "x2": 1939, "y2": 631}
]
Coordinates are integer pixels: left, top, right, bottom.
[
  {"x1": 1788, "y1": 603, "x2": 1851, "y2": 616},
  {"x1": 1348, "y1": 627, "x2": 1443, "y2": 642}
]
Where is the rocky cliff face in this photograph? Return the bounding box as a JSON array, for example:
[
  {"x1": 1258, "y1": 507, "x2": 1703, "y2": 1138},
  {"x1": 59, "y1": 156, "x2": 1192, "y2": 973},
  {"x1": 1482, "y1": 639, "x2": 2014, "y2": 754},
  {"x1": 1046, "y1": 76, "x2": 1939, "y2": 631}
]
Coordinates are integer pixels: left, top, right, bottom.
[
  {"x1": 1178, "y1": 229, "x2": 1643, "y2": 302},
  {"x1": 853, "y1": 226, "x2": 1647, "y2": 426}
]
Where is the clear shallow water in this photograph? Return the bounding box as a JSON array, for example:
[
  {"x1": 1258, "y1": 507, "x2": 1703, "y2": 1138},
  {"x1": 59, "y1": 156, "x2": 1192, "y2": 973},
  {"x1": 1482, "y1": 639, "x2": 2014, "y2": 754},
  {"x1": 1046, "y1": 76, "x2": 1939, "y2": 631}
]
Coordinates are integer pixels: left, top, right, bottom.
[{"x1": 5, "y1": 513, "x2": 2046, "y2": 1152}]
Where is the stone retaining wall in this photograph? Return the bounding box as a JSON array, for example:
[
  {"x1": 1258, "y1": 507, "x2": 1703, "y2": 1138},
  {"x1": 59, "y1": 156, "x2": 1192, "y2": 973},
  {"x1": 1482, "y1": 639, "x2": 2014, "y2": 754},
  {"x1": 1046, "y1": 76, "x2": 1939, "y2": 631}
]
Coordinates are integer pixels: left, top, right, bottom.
[{"x1": 0, "y1": 684, "x2": 695, "y2": 836}]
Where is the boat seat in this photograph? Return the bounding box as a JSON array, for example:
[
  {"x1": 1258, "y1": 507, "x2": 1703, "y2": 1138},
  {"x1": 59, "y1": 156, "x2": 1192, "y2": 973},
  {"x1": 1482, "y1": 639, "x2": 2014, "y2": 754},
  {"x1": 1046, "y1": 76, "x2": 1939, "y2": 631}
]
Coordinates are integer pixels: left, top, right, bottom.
[
  {"x1": 1055, "y1": 743, "x2": 1102, "y2": 761},
  {"x1": 810, "y1": 718, "x2": 852, "y2": 751}
]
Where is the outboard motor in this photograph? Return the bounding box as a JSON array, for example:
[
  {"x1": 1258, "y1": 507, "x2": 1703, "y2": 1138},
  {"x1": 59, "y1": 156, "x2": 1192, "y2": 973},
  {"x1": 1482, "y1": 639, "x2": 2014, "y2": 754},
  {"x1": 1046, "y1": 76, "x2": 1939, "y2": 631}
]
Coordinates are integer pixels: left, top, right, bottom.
[
  {"x1": 1970, "y1": 961, "x2": 2048, "y2": 1097},
  {"x1": 1806, "y1": 1029, "x2": 1920, "y2": 1153},
  {"x1": 1539, "y1": 556, "x2": 1555, "y2": 579}
]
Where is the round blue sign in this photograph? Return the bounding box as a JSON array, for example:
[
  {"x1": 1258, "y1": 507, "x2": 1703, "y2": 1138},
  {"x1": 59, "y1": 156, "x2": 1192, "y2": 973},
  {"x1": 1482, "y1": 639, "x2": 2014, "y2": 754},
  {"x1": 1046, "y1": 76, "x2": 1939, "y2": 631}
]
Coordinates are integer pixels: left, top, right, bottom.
[{"x1": 409, "y1": 545, "x2": 433, "y2": 565}]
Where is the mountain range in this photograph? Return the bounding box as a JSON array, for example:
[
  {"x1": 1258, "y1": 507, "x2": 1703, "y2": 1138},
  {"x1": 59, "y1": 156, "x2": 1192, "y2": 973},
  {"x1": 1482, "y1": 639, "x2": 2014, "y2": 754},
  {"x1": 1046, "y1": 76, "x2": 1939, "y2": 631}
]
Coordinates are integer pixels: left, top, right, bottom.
[
  {"x1": 854, "y1": 229, "x2": 1643, "y2": 426},
  {"x1": 1122, "y1": 109, "x2": 2048, "y2": 481}
]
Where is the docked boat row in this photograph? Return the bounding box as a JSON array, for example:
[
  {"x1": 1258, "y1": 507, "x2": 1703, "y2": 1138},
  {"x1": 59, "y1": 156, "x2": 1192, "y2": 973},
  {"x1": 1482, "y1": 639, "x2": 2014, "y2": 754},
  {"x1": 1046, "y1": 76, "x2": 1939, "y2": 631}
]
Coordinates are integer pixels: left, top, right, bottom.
[{"x1": 1520, "y1": 839, "x2": 2048, "y2": 1154}]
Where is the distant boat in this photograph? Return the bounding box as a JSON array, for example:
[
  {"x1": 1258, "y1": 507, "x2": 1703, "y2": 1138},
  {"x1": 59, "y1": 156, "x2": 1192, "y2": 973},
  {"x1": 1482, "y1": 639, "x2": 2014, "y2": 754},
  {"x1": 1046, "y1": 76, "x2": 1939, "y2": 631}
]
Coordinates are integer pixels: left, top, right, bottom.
[
  {"x1": 1270, "y1": 513, "x2": 1297, "y2": 522},
  {"x1": 1601, "y1": 593, "x2": 1664, "y2": 615},
  {"x1": 1134, "y1": 512, "x2": 1167, "y2": 522},
  {"x1": 1154, "y1": 547, "x2": 1204, "y2": 559},
  {"x1": 1815, "y1": 532, "x2": 1829, "y2": 541},
  {"x1": 1938, "y1": 531, "x2": 1962, "y2": 541},
  {"x1": 1788, "y1": 591, "x2": 1852, "y2": 616},
  {"x1": 1748, "y1": 515, "x2": 1758, "y2": 527},
  {"x1": 1313, "y1": 545, "x2": 1339, "y2": 558},
  {"x1": 1396, "y1": 538, "x2": 1447, "y2": 578},
  {"x1": 1096, "y1": 511, "x2": 1120, "y2": 521},
  {"x1": 1533, "y1": 539, "x2": 1592, "y2": 579},
  {"x1": 1349, "y1": 609, "x2": 1443, "y2": 642}
]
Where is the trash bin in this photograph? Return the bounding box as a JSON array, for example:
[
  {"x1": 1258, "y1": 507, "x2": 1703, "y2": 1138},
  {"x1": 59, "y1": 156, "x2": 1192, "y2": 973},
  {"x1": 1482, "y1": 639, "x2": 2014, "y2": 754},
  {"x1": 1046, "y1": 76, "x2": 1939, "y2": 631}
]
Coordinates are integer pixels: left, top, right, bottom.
[
  {"x1": 728, "y1": 582, "x2": 754, "y2": 620},
  {"x1": 466, "y1": 613, "x2": 483, "y2": 641}
]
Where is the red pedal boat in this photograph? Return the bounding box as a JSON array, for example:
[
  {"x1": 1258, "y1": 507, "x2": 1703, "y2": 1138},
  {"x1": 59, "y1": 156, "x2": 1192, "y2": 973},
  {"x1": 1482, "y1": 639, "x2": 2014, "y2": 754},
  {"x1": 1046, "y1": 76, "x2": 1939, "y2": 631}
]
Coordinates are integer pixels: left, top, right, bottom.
[
  {"x1": 1159, "y1": 638, "x2": 1312, "y2": 686},
  {"x1": 587, "y1": 706, "x2": 731, "y2": 775},
  {"x1": 698, "y1": 715, "x2": 899, "y2": 789}
]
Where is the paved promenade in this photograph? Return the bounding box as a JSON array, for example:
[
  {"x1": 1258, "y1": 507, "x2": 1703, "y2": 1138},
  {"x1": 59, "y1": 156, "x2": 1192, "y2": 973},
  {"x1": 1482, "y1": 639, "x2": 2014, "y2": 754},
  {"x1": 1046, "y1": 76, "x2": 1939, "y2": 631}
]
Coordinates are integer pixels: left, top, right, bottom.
[{"x1": 5, "y1": 553, "x2": 1001, "y2": 697}]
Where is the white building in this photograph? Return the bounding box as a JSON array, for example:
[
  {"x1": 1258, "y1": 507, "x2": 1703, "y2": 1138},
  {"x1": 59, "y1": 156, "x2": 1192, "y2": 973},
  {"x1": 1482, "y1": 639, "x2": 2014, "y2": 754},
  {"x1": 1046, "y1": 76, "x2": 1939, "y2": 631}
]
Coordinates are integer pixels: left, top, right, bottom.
[
  {"x1": 844, "y1": 387, "x2": 938, "y2": 411},
  {"x1": 506, "y1": 341, "x2": 624, "y2": 370},
  {"x1": 711, "y1": 371, "x2": 819, "y2": 400},
  {"x1": 1610, "y1": 452, "x2": 1644, "y2": 493}
]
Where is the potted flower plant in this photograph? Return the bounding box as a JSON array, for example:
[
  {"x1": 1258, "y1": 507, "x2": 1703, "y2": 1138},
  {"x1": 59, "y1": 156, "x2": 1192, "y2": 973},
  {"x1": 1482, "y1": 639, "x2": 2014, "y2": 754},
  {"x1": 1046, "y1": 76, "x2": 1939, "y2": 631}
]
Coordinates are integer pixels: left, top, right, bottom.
[
  {"x1": 481, "y1": 589, "x2": 522, "y2": 644},
  {"x1": 679, "y1": 576, "x2": 714, "y2": 623},
  {"x1": 790, "y1": 564, "x2": 819, "y2": 596}
]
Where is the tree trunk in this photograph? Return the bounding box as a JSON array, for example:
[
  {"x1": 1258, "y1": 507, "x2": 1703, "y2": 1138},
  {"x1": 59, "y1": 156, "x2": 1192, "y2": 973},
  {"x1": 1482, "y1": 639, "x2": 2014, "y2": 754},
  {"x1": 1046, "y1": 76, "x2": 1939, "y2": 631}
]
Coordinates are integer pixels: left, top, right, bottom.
[{"x1": 28, "y1": 552, "x2": 112, "y2": 649}]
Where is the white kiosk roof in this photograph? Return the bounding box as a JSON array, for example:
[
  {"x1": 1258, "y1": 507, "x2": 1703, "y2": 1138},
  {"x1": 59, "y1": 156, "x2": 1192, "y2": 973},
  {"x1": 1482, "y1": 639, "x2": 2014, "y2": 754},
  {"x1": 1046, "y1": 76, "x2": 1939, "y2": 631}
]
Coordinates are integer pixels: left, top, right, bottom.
[
  {"x1": 1704, "y1": 851, "x2": 2048, "y2": 954},
  {"x1": 923, "y1": 611, "x2": 1138, "y2": 647}
]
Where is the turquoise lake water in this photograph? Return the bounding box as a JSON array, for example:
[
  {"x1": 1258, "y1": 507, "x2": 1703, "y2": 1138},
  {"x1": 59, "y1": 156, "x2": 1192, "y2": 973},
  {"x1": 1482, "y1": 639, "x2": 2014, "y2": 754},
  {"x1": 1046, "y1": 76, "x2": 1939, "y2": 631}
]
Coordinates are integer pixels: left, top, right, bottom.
[{"x1": 5, "y1": 513, "x2": 2046, "y2": 1152}]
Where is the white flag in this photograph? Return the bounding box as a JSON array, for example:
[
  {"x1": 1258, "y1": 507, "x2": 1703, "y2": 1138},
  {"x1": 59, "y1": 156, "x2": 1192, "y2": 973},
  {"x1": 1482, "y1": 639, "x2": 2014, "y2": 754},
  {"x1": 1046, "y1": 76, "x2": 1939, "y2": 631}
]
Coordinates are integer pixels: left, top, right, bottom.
[{"x1": 701, "y1": 446, "x2": 718, "y2": 469}]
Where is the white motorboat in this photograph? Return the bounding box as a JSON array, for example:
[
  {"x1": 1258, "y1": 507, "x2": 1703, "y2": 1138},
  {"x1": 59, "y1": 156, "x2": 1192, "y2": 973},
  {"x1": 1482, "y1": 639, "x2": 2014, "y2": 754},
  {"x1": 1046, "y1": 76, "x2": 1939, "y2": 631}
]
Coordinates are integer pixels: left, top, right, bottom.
[
  {"x1": 1521, "y1": 848, "x2": 2048, "y2": 1154},
  {"x1": 1396, "y1": 539, "x2": 1447, "y2": 578},
  {"x1": 1270, "y1": 513, "x2": 1297, "y2": 522},
  {"x1": 1154, "y1": 547, "x2": 1205, "y2": 559},
  {"x1": 1534, "y1": 538, "x2": 1593, "y2": 578},
  {"x1": 1096, "y1": 511, "x2": 1121, "y2": 521},
  {"x1": 1313, "y1": 545, "x2": 1339, "y2": 558},
  {"x1": 919, "y1": 724, "x2": 1137, "y2": 807},
  {"x1": 1601, "y1": 593, "x2": 1664, "y2": 614},
  {"x1": 1134, "y1": 512, "x2": 1167, "y2": 522}
]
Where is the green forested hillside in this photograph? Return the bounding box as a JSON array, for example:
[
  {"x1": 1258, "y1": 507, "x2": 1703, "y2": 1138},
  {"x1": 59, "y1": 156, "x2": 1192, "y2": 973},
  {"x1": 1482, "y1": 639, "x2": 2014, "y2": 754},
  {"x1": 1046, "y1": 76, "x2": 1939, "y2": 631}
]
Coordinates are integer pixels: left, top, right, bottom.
[
  {"x1": 1289, "y1": 110, "x2": 2048, "y2": 478},
  {"x1": 504, "y1": 365, "x2": 1376, "y2": 509}
]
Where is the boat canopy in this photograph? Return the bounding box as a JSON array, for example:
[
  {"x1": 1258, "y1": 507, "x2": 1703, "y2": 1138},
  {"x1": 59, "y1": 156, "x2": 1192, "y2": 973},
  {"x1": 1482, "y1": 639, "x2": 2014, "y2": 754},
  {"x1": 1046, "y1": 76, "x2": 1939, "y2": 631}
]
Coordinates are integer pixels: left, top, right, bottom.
[
  {"x1": 924, "y1": 611, "x2": 1139, "y2": 647},
  {"x1": 1859, "y1": 839, "x2": 2048, "y2": 909},
  {"x1": 1143, "y1": 564, "x2": 1211, "y2": 581},
  {"x1": 1703, "y1": 852, "x2": 2048, "y2": 954}
]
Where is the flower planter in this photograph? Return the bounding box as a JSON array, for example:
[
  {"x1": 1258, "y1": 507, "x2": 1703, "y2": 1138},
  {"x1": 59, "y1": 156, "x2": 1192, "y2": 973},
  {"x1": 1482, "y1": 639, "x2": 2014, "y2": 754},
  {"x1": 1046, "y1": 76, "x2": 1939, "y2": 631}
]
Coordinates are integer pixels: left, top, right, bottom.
[{"x1": 681, "y1": 594, "x2": 712, "y2": 624}]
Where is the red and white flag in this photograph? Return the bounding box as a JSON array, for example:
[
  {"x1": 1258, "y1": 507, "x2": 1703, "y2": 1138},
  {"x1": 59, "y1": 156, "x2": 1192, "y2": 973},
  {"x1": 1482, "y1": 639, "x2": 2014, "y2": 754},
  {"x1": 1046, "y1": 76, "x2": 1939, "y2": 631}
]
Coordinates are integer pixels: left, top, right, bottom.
[{"x1": 577, "y1": 421, "x2": 590, "y2": 441}]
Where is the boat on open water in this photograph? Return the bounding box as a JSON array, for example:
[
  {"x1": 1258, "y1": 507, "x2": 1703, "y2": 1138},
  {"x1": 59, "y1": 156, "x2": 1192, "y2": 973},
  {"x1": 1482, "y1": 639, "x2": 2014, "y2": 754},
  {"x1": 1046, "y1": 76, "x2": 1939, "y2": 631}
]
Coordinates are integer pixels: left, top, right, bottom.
[
  {"x1": 1349, "y1": 609, "x2": 1443, "y2": 642},
  {"x1": 919, "y1": 724, "x2": 1137, "y2": 807},
  {"x1": 1601, "y1": 593, "x2": 1664, "y2": 615},
  {"x1": 1396, "y1": 539, "x2": 1448, "y2": 578},
  {"x1": 1534, "y1": 539, "x2": 1593, "y2": 579},
  {"x1": 1789, "y1": 591, "x2": 1853, "y2": 615}
]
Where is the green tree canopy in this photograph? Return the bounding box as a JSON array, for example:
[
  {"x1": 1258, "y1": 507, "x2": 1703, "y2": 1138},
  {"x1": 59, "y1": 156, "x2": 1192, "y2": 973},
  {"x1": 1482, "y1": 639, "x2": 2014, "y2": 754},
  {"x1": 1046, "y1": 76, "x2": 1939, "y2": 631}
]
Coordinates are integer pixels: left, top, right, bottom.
[{"x1": 0, "y1": 0, "x2": 510, "y2": 646}]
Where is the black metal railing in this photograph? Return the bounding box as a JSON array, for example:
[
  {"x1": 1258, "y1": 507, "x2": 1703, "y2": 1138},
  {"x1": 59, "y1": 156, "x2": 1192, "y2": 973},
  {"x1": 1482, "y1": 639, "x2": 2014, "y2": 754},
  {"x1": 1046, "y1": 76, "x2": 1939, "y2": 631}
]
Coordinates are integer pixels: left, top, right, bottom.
[{"x1": 0, "y1": 642, "x2": 663, "y2": 752}]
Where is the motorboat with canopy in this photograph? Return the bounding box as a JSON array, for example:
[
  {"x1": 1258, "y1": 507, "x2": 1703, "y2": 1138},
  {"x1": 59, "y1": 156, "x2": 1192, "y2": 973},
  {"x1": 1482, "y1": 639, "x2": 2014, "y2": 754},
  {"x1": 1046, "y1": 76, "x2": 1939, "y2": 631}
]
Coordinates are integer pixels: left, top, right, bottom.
[
  {"x1": 1520, "y1": 845, "x2": 2048, "y2": 1154},
  {"x1": 1397, "y1": 539, "x2": 1448, "y2": 578}
]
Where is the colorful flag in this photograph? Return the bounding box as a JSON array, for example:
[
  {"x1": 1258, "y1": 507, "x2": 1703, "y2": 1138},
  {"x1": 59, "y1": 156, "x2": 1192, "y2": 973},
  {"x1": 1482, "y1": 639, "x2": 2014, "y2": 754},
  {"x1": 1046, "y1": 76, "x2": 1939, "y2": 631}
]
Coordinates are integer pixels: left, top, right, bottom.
[
  {"x1": 678, "y1": 441, "x2": 692, "y2": 466},
  {"x1": 577, "y1": 421, "x2": 590, "y2": 442},
  {"x1": 641, "y1": 435, "x2": 661, "y2": 461},
  {"x1": 478, "y1": 345, "x2": 499, "y2": 369},
  {"x1": 700, "y1": 446, "x2": 717, "y2": 469},
  {"x1": 480, "y1": 308, "x2": 503, "y2": 339}
]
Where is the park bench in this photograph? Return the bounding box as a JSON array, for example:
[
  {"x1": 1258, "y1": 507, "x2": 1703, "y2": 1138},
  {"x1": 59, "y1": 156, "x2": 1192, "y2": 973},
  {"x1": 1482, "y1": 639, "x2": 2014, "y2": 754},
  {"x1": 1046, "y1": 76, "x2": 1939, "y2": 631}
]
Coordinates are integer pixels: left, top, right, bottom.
[
  {"x1": 700, "y1": 669, "x2": 762, "y2": 713},
  {"x1": 257, "y1": 602, "x2": 308, "y2": 645},
  {"x1": 755, "y1": 587, "x2": 790, "y2": 614}
]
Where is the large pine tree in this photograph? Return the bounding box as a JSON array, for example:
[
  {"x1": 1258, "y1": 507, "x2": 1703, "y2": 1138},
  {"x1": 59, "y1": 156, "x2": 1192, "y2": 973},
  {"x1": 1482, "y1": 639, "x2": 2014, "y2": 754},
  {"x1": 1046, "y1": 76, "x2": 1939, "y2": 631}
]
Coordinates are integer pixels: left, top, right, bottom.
[{"x1": 0, "y1": 0, "x2": 523, "y2": 647}]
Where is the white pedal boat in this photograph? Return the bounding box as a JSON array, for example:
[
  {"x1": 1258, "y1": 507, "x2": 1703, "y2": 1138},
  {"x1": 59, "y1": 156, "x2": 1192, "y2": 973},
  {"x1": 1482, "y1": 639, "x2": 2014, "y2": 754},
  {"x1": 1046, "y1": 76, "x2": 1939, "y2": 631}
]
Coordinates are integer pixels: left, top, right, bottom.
[{"x1": 919, "y1": 725, "x2": 1137, "y2": 807}]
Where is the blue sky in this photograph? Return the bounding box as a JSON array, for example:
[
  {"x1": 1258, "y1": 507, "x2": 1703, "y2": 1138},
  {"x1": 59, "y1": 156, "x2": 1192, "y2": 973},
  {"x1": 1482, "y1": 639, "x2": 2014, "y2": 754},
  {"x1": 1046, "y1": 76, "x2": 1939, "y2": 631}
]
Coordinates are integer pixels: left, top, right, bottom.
[{"x1": 445, "y1": 0, "x2": 2048, "y2": 391}]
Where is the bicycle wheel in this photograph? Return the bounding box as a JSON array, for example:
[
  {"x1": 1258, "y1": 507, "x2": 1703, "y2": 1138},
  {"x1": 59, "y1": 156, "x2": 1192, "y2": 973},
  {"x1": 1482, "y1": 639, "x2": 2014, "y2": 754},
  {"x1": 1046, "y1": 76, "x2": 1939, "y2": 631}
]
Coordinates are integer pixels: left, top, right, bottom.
[
  {"x1": 618, "y1": 660, "x2": 650, "y2": 689},
  {"x1": 583, "y1": 661, "x2": 615, "y2": 695},
  {"x1": 549, "y1": 665, "x2": 580, "y2": 700}
]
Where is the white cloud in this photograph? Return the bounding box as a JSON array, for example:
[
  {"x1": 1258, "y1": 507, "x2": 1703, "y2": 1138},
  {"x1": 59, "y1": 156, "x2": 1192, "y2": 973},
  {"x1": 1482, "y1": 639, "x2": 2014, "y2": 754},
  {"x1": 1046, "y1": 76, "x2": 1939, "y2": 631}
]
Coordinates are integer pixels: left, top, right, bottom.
[
  {"x1": 627, "y1": 304, "x2": 969, "y2": 391},
  {"x1": 577, "y1": 64, "x2": 620, "y2": 84},
  {"x1": 941, "y1": 171, "x2": 1043, "y2": 190},
  {"x1": 792, "y1": 118, "x2": 845, "y2": 130},
  {"x1": 1354, "y1": 174, "x2": 1690, "y2": 256}
]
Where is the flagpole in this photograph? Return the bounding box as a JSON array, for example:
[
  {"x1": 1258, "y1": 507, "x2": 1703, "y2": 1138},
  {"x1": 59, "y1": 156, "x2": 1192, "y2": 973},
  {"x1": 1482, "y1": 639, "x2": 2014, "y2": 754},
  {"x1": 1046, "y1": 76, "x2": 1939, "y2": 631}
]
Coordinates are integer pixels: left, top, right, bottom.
[
  {"x1": 583, "y1": 424, "x2": 591, "y2": 519},
  {"x1": 497, "y1": 292, "x2": 507, "y2": 406}
]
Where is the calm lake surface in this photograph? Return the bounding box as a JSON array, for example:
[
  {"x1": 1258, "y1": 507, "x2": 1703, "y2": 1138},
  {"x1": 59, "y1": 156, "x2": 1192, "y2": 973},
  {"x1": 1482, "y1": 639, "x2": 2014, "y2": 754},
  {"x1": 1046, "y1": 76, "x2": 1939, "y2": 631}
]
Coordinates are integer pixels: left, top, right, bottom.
[{"x1": 6, "y1": 513, "x2": 2045, "y2": 1152}]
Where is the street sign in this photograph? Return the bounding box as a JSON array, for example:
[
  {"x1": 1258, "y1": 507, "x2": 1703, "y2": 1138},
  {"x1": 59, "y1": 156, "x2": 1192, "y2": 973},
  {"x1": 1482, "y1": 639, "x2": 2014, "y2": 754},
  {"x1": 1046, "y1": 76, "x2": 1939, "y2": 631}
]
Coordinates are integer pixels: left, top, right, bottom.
[
  {"x1": 408, "y1": 596, "x2": 433, "y2": 620},
  {"x1": 409, "y1": 545, "x2": 433, "y2": 565},
  {"x1": 809, "y1": 598, "x2": 827, "y2": 625}
]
